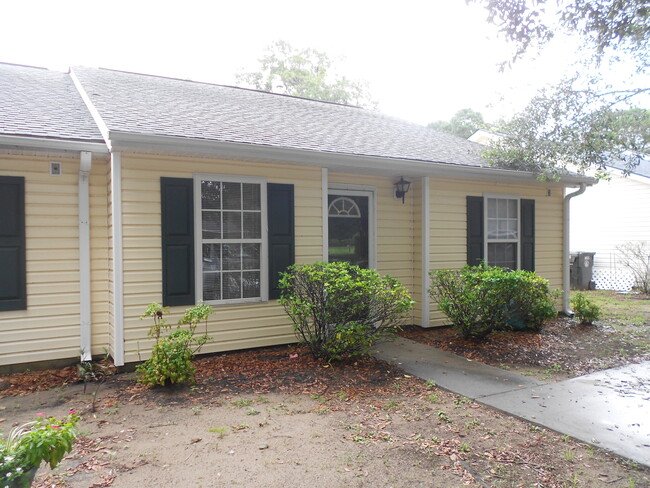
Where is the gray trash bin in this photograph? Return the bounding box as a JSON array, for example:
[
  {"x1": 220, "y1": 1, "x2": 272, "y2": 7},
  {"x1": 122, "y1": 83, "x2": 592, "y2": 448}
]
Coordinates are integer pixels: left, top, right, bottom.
[{"x1": 571, "y1": 252, "x2": 596, "y2": 290}]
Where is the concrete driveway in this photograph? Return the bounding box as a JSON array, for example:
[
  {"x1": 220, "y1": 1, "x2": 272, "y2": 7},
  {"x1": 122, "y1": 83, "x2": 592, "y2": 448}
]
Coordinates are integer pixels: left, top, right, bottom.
[{"x1": 374, "y1": 337, "x2": 650, "y2": 467}]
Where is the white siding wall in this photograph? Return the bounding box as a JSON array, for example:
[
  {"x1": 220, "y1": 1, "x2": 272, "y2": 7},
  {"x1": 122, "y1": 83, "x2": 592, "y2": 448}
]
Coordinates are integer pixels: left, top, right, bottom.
[{"x1": 570, "y1": 173, "x2": 650, "y2": 285}]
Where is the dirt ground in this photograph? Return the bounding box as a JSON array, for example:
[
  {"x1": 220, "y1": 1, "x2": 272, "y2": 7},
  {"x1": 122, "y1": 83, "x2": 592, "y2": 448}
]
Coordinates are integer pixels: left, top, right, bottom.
[
  {"x1": 400, "y1": 291, "x2": 650, "y2": 382},
  {"x1": 1, "y1": 344, "x2": 649, "y2": 488}
]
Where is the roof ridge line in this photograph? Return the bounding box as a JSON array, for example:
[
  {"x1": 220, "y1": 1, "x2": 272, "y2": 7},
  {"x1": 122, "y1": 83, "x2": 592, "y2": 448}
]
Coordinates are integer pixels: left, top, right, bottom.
[{"x1": 74, "y1": 65, "x2": 365, "y2": 109}]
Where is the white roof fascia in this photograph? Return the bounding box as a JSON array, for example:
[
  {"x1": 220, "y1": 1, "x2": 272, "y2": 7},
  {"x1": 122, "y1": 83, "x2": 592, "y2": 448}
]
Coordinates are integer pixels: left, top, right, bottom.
[
  {"x1": 108, "y1": 131, "x2": 596, "y2": 187},
  {"x1": 0, "y1": 134, "x2": 109, "y2": 154}
]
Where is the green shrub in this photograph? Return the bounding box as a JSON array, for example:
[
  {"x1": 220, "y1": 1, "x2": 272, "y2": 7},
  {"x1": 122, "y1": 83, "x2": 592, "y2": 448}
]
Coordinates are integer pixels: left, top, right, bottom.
[
  {"x1": 570, "y1": 292, "x2": 602, "y2": 324},
  {"x1": 136, "y1": 302, "x2": 212, "y2": 386},
  {"x1": 279, "y1": 261, "x2": 414, "y2": 361},
  {"x1": 429, "y1": 265, "x2": 556, "y2": 340}
]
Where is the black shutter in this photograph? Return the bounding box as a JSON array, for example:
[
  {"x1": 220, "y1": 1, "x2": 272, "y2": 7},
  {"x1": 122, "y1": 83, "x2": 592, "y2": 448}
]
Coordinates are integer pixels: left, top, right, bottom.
[
  {"x1": 0, "y1": 176, "x2": 26, "y2": 311},
  {"x1": 161, "y1": 178, "x2": 195, "y2": 307},
  {"x1": 466, "y1": 196, "x2": 484, "y2": 266},
  {"x1": 267, "y1": 184, "x2": 294, "y2": 300},
  {"x1": 520, "y1": 199, "x2": 535, "y2": 271}
]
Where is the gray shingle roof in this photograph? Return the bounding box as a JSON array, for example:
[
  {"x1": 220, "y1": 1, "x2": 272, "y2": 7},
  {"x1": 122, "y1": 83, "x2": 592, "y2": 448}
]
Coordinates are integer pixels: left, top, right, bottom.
[
  {"x1": 71, "y1": 66, "x2": 488, "y2": 167},
  {"x1": 0, "y1": 63, "x2": 103, "y2": 142},
  {"x1": 609, "y1": 157, "x2": 650, "y2": 179}
]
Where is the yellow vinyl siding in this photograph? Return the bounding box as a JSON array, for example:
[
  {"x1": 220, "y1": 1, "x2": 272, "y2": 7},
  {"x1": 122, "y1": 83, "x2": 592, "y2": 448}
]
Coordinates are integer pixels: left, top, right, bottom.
[
  {"x1": 90, "y1": 160, "x2": 110, "y2": 356},
  {"x1": 119, "y1": 154, "x2": 323, "y2": 363},
  {"x1": 426, "y1": 179, "x2": 565, "y2": 327},
  {"x1": 0, "y1": 155, "x2": 110, "y2": 366}
]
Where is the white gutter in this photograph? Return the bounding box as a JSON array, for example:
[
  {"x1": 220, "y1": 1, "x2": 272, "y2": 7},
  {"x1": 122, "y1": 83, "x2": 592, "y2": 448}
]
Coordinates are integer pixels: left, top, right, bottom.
[
  {"x1": 79, "y1": 152, "x2": 92, "y2": 361},
  {"x1": 111, "y1": 152, "x2": 125, "y2": 366},
  {"x1": 421, "y1": 177, "x2": 430, "y2": 327},
  {"x1": 563, "y1": 183, "x2": 588, "y2": 315},
  {"x1": 0, "y1": 135, "x2": 108, "y2": 154},
  {"x1": 106, "y1": 131, "x2": 595, "y2": 187}
]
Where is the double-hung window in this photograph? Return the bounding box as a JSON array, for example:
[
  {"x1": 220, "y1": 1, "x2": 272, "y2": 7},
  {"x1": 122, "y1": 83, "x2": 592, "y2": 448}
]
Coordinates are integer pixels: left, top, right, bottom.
[
  {"x1": 485, "y1": 196, "x2": 519, "y2": 269},
  {"x1": 195, "y1": 175, "x2": 267, "y2": 304}
]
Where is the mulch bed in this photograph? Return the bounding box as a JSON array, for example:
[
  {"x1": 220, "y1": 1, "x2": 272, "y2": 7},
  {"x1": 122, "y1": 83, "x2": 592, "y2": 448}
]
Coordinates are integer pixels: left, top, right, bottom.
[
  {"x1": 399, "y1": 317, "x2": 649, "y2": 377},
  {"x1": 1, "y1": 345, "x2": 423, "y2": 402}
]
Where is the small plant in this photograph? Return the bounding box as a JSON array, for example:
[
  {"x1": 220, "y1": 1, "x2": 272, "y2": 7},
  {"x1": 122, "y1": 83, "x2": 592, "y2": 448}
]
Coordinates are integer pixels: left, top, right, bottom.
[
  {"x1": 562, "y1": 449, "x2": 575, "y2": 462},
  {"x1": 426, "y1": 393, "x2": 440, "y2": 404},
  {"x1": 570, "y1": 292, "x2": 602, "y2": 324},
  {"x1": 424, "y1": 379, "x2": 437, "y2": 390},
  {"x1": 246, "y1": 408, "x2": 260, "y2": 416},
  {"x1": 383, "y1": 400, "x2": 401, "y2": 411},
  {"x1": 232, "y1": 399, "x2": 255, "y2": 407},
  {"x1": 208, "y1": 426, "x2": 229, "y2": 438},
  {"x1": 136, "y1": 302, "x2": 213, "y2": 387},
  {"x1": 279, "y1": 262, "x2": 414, "y2": 360},
  {"x1": 78, "y1": 348, "x2": 114, "y2": 413},
  {"x1": 436, "y1": 410, "x2": 452, "y2": 423},
  {"x1": 459, "y1": 442, "x2": 471, "y2": 453},
  {"x1": 0, "y1": 411, "x2": 81, "y2": 486}
]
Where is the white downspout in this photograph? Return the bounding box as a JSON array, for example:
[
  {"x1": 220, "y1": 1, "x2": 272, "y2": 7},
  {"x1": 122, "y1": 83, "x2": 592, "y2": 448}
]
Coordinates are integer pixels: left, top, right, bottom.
[
  {"x1": 563, "y1": 183, "x2": 587, "y2": 315},
  {"x1": 111, "y1": 152, "x2": 125, "y2": 366},
  {"x1": 79, "y1": 152, "x2": 92, "y2": 361}
]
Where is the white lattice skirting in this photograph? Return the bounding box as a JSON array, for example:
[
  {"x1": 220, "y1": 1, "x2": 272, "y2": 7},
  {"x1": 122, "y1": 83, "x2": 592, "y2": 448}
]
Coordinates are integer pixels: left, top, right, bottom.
[{"x1": 593, "y1": 269, "x2": 636, "y2": 291}]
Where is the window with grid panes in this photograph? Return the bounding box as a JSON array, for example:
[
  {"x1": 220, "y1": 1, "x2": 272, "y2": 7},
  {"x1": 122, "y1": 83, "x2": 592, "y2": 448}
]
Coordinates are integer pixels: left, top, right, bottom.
[
  {"x1": 486, "y1": 197, "x2": 519, "y2": 269},
  {"x1": 198, "y1": 177, "x2": 266, "y2": 303}
]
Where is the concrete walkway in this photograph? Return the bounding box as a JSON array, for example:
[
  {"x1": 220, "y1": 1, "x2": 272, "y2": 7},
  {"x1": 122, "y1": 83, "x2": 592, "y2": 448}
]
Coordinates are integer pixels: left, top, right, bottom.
[{"x1": 374, "y1": 337, "x2": 650, "y2": 467}]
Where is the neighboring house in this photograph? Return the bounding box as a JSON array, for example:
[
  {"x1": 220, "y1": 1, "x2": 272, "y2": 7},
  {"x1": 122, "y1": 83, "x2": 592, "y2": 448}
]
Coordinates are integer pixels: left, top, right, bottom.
[
  {"x1": 570, "y1": 159, "x2": 650, "y2": 291},
  {"x1": 467, "y1": 128, "x2": 504, "y2": 145},
  {"x1": 0, "y1": 63, "x2": 593, "y2": 370}
]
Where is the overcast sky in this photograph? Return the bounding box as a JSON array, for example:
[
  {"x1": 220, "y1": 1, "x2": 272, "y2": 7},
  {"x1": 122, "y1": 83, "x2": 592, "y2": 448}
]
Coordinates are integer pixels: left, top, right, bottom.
[{"x1": 2, "y1": 0, "x2": 643, "y2": 125}]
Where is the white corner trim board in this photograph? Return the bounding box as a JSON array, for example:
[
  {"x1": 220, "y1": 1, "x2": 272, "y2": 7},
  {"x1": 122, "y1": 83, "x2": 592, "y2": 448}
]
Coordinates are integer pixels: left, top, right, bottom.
[
  {"x1": 111, "y1": 152, "x2": 125, "y2": 366},
  {"x1": 421, "y1": 176, "x2": 430, "y2": 327},
  {"x1": 79, "y1": 152, "x2": 92, "y2": 361},
  {"x1": 322, "y1": 168, "x2": 328, "y2": 261}
]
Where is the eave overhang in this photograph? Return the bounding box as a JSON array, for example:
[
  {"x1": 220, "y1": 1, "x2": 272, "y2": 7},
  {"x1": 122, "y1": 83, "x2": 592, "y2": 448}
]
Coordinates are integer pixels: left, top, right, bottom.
[{"x1": 107, "y1": 131, "x2": 596, "y2": 187}]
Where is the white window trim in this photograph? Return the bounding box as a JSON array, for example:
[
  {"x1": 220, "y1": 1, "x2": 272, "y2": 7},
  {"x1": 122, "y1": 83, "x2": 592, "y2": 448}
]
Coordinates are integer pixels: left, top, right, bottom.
[
  {"x1": 194, "y1": 174, "x2": 268, "y2": 305},
  {"x1": 327, "y1": 185, "x2": 377, "y2": 269},
  {"x1": 483, "y1": 193, "x2": 521, "y2": 269}
]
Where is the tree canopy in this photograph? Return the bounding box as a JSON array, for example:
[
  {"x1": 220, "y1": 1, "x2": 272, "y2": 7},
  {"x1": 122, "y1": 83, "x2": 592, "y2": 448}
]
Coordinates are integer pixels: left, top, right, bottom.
[
  {"x1": 468, "y1": 0, "x2": 649, "y2": 70},
  {"x1": 236, "y1": 40, "x2": 374, "y2": 107},
  {"x1": 469, "y1": 0, "x2": 649, "y2": 178},
  {"x1": 429, "y1": 108, "x2": 486, "y2": 139}
]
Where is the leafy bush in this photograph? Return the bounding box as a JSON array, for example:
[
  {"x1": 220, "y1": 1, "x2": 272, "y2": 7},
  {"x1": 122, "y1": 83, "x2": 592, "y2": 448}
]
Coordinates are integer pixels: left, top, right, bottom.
[
  {"x1": 429, "y1": 265, "x2": 557, "y2": 340},
  {"x1": 1, "y1": 410, "x2": 80, "y2": 485},
  {"x1": 279, "y1": 261, "x2": 414, "y2": 361},
  {"x1": 570, "y1": 292, "x2": 602, "y2": 324},
  {"x1": 136, "y1": 302, "x2": 212, "y2": 387}
]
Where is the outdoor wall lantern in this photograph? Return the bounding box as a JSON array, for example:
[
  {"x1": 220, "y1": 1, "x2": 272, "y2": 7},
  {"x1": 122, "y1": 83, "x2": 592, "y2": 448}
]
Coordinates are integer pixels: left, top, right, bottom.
[{"x1": 394, "y1": 176, "x2": 411, "y2": 204}]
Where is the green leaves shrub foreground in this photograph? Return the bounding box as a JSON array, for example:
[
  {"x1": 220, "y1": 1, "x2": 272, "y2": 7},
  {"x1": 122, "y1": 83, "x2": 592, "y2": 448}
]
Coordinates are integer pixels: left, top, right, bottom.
[
  {"x1": 0, "y1": 410, "x2": 80, "y2": 486},
  {"x1": 430, "y1": 265, "x2": 557, "y2": 340},
  {"x1": 136, "y1": 302, "x2": 213, "y2": 387},
  {"x1": 570, "y1": 292, "x2": 602, "y2": 324},
  {"x1": 279, "y1": 262, "x2": 414, "y2": 361}
]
